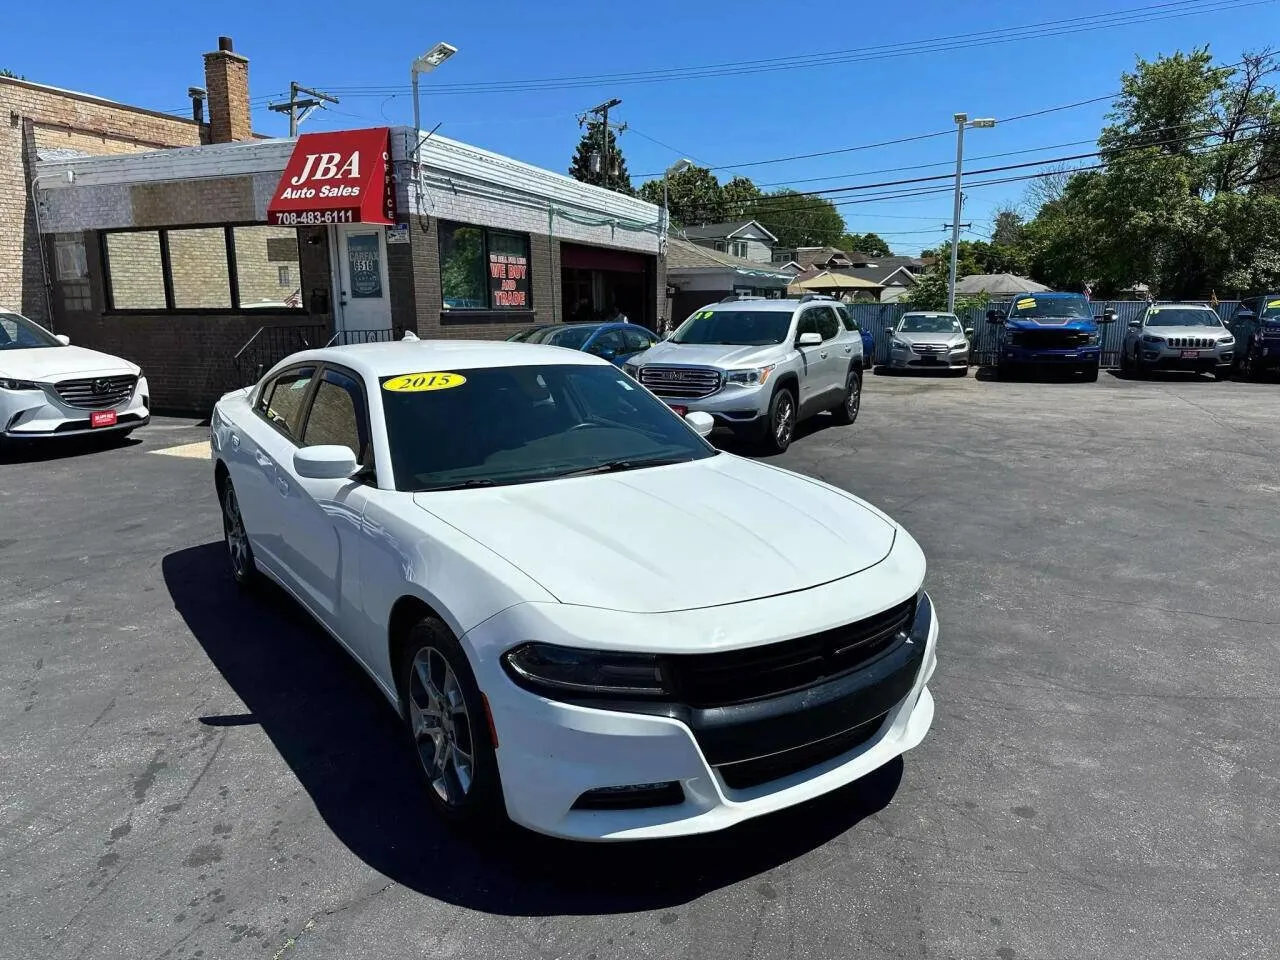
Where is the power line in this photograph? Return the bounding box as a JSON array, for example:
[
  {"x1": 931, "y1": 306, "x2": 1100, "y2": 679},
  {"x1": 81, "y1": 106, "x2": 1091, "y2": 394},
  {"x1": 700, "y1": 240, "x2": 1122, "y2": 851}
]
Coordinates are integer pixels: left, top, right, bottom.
[{"x1": 319, "y1": 0, "x2": 1267, "y2": 97}]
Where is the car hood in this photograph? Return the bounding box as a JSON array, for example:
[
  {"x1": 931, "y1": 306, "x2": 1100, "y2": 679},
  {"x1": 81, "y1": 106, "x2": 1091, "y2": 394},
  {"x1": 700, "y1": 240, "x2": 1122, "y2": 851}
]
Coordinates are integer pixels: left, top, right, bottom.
[
  {"x1": 895, "y1": 330, "x2": 966, "y2": 345},
  {"x1": 0, "y1": 345, "x2": 139, "y2": 381},
  {"x1": 413, "y1": 455, "x2": 897, "y2": 614},
  {"x1": 634, "y1": 341, "x2": 781, "y2": 369}
]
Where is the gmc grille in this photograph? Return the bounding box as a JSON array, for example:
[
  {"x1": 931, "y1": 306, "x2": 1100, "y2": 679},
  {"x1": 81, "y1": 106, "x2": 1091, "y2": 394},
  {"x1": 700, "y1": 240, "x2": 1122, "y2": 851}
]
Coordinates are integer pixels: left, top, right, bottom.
[
  {"x1": 665, "y1": 597, "x2": 917, "y2": 708},
  {"x1": 638, "y1": 365, "x2": 723, "y2": 399},
  {"x1": 54, "y1": 375, "x2": 137, "y2": 410}
]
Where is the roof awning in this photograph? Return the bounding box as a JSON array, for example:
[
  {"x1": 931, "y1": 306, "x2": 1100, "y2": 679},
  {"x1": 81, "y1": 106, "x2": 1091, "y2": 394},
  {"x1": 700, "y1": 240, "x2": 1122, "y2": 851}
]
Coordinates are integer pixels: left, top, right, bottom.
[{"x1": 267, "y1": 127, "x2": 394, "y2": 227}]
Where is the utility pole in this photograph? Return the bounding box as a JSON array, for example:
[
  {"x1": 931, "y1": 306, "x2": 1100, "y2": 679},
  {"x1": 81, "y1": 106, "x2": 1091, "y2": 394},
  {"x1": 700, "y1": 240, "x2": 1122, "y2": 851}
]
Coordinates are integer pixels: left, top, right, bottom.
[
  {"x1": 947, "y1": 112, "x2": 995, "y2": 313},
  {"x1": 269, "y1": 82, "x2": 339, "y2": 136},
  {"x1": 579, "y1": 98, "x2": 626, "y2": 188}
]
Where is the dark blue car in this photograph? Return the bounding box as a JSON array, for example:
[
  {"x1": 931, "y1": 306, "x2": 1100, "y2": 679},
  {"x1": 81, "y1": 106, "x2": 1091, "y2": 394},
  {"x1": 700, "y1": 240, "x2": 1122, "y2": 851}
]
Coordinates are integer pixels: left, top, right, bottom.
[
  {"x1": 506, "y1": 322, "x2": 659, "y2": 366},
  {"x1": 988, "y1": 292, "x2": 1113, "y2": 381}
]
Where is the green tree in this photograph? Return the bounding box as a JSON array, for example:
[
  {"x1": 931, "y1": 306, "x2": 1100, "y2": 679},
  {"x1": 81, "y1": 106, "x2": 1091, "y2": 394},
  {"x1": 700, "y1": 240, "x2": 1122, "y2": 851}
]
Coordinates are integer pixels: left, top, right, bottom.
[
  {"x1": 568, "y1": 121, "x2": 635, "y2": 195},
  {"x1": 749, "y1": 189, "x2": 846, "y2": 248},
  {"x1": 638, "y1": 164, "x2": 724, "y2": 226},
  {"x1": 721, "y1": 176, "x2": 762, "y2": 221},
  {"x1": 840, "y1": 232, "x2": 891, "y2": 257},
  {"x1": 1, "y1": 68, "x2": 24, "y2": 79}
]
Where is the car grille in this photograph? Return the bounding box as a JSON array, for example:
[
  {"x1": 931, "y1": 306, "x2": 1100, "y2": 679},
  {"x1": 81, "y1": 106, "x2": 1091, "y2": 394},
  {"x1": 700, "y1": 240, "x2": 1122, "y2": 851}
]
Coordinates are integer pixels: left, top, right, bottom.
[
  {"x1": 665, "y1": 597, "x2": 916, "y2": 709},
  {"x1": 54, "y1": 375, "x2": 138, "y2": 410},
  {"x1": 638, "y1": 365, "x2": 722, "y2": 399},
  {"x1": 911, "y1": 342, "x2": 947, "y2": 355},
  {"x1": 1166, "y1": 336, "x2": 1216, "y2": 348},
  {"x1": 716, "y1": 713, "x2": 887, "y2": 790},
  {"x1": 1008, "y1": 330, "x2": 1091, "y2": 350}
]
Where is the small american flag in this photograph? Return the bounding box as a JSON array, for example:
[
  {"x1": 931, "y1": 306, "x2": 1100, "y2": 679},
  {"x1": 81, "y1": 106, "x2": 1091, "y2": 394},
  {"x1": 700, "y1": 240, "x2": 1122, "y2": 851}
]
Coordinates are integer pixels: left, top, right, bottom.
[
  {"x1": 284, "y1": 289, "x2": 302, "y2": 308},
  {"x1": 1083, "y1": 282, "x2": 1093, "y2": 299}
]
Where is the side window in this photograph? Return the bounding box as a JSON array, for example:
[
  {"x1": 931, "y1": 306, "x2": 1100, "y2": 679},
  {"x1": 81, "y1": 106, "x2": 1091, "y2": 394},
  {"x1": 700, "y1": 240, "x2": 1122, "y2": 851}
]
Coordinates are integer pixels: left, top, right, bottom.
[
  {"x1": 257, "y1": 367, "x2": 315, "y2": 440},
  {"x1": 796, "y1": 310, "x2": 819, "y2": 339},
  {"x1": 620, "y1": 327, "x2": 655, "y2": 352},
  {"x1": 836, "y1": 306, "x2": 859, "y2": 332},
  {"x1": 816, "y1": 306, "x2": 841, "y2": 341},
  {"x1": 302, "y1": 369, "x2": 372, "y2": 466},
  {"x1": 586, "y1": 329, "x2": 627, "y2": 357}
]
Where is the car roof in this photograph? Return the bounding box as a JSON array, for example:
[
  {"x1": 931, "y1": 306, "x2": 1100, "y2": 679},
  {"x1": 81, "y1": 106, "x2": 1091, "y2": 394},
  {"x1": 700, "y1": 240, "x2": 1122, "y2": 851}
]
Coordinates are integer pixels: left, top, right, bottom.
[
  {"x1": 901, "y1": 311, "x2": 958, "y2": 317},
  {"x1": 1017, "y1": 291, "x2": 1082, "y2": 299},
  {"x1": 701, "y1": 299, "x2": 816, "y2": 313},
  {"x1": 1149, "y1": 302, "x2": 1215, "y2": 309},
  {"x1": 278, "y1": 339, "x2": 609, "y2": 379}
]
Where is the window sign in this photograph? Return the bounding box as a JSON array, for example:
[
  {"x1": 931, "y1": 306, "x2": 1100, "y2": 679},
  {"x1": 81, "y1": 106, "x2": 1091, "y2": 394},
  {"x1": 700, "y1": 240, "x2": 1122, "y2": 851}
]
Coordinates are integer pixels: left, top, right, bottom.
[
  {"x1": 347, "y1": 233, "x2": 383, "y2": 299},
  {"x1": 438, "y1": 221, "x2": 532, "y2": 311},
  {"x1": 488, "y1": 231, "x2": 530, "y2": 309}
]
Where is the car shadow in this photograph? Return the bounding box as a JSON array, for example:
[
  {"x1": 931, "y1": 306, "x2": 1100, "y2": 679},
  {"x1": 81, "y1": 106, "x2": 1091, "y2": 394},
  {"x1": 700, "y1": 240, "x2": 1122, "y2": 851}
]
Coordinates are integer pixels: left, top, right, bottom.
[
  {"x1": 0, "y1": 432, "x2": 142, "y2": 464},
  {"x1": 974, "y1": 365, "x2": 1093, "y2": 383},
  {"x1": 714, "y1": 411, "x2": 847, "y2": 458},
  {"x1": 872, "y1": 365, "x2": 967, "y2": 378},
  {"x1": 1106, "y1": 368, "x2": 1241, "y2": 384},
  {"x1": 162, "y1": 542, "x2": 904, "y2": 915}
]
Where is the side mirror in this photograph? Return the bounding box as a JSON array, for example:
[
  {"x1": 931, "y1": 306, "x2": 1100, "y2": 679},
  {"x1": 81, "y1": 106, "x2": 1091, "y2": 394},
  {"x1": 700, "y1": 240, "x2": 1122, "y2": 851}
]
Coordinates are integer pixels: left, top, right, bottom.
[
  {"x1": 293, "y1": 445, "x2": 359, "y2": 480},
  {"x1": 1127, "y1": 318, "x2": 1142, "y2": 328},
  {"x1": 1235, "y1": 310, "x2": 1256, "y2": 322},
  {"x1": 797, "y1": 331, "x2": 822, "y2": 347},
  {"x1": 1095, "y1": 310, "x2": 1117, "y2": 324},
  {"x1": 685, "y1": 410, "x2": 715, "y2": 438},
  {"x1": 55, "y1": 334, "x2": 71, "y2": 345},
  {"x1": 964, "y1": 327, "x2": 975, "y2": 340}
]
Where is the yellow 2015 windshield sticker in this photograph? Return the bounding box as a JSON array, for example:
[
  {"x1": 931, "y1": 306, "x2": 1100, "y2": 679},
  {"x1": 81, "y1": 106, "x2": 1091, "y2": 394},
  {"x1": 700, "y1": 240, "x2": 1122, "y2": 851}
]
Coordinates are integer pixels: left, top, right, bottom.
[
  {"x1": 382, "y1": 372, "x2": 467, "y2": 392},
  {"x1": 1016, "y1": 297, "x2": 1037, "y2": 310}
]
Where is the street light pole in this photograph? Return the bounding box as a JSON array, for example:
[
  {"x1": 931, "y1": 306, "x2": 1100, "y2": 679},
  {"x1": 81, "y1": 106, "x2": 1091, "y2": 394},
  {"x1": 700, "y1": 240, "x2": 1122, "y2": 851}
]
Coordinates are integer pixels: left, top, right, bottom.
[
  {"x1": 663, "y1": 158, "x2": 693, "y2": 249},
  {"x1": 947, "y1": 113, "x2": 995, "y2": 314},
  {"x1": 411, "y1": 42, "x2": 457, "y2": 162}
]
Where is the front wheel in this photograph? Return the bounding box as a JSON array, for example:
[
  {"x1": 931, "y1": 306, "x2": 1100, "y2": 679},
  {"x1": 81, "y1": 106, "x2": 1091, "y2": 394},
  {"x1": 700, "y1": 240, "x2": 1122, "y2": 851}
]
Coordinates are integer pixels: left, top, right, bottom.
[
  {"x1": 831, "y1": 370, "x2": 862, "y2": 425},
  {"x1": 220, "y1": 478, "x2": 259, "y2": 588},
  {"x1": 1213, "y1": 365, "x2": 1230, "y2": 381},
  {"x1": 762, "y1": 387, "x2": 797, "y2": 454},
  {"x1": 1081, "y1": 361, "x2": 1099, "y2": 382},
  {"x1": 397, "y1": 618, "x2": 503, "y2": 829}
]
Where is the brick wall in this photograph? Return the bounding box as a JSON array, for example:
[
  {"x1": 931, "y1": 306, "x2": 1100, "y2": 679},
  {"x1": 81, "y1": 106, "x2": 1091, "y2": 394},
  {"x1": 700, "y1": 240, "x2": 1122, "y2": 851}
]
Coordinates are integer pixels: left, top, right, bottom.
[
  {"x1": 203, "y1": 48, "x2": 251, "y2": 144},
  {"x1": 1, "y1": 76, "x2": 205, "y2": 324}
]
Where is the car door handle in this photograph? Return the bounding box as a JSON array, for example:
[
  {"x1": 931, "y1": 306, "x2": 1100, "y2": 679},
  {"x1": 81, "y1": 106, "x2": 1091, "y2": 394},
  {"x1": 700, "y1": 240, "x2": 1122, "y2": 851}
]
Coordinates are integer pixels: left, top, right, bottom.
[
  {"x1": 230, "y1": 432, "x2": 240, "y2": 449},
  {"x1": 819, "y1": 351, "x2": 829, "y2": 359},
  {"x1": 254, "y1": 452, "x2": 272, "y2": 470}
]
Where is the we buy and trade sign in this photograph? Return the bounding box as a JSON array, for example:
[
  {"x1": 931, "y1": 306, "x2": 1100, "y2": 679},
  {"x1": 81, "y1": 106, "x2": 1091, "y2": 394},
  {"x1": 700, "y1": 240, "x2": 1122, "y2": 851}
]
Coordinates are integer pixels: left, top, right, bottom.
[{"x1": 267, "y1": 127, "x2": 395, "y2": 227}]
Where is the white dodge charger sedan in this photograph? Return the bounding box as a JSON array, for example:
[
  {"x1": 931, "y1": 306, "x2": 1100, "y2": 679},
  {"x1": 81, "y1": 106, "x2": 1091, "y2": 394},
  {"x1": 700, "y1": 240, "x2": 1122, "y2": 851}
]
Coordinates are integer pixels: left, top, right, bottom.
[
  {"x1": 210, "y1": 339, "x2": 938, "y2": 841},
  {"x1": 1, "y1": 308, "x2": 150, "y2": 444}
]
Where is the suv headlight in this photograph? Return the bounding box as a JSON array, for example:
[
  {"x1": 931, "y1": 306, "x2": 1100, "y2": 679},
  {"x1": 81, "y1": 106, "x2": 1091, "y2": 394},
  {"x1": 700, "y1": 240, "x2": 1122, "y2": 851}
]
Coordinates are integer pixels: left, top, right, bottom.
[
  {"x1": 1142, "y1": 334, "x2": 1165, "y2": 343},
  {"x1": 891, "y1": 337, "x2": 910, "y2": 350},
  {"x1": 622, "y1": 362, "x2": 640, "y2": 379},
  {"x1": 502, "y1": 643, "x2": 668, "y2": 699},
  {"x1": 950, "y1": 341, "x2": 968, "y2": 352},
  {"x1": 726, "y1": 363, "x2": 776, "y2": 385},
  {"x1": 1220, "y1": 335, "x2": 1235, "y2": 346},
  {"x1": 1085, "y1": 333, "x2": 1101, "y2": 345},
  {"x1": 0, "y1": 378, "x2": 41, "y2": 391}
]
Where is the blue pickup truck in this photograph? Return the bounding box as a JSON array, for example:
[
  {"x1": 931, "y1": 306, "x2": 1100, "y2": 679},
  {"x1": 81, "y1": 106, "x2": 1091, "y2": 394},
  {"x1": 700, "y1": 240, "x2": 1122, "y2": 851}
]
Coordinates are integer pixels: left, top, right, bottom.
[{"x1": 987, "y1": 292, "x2": 1115, "y2": 381}]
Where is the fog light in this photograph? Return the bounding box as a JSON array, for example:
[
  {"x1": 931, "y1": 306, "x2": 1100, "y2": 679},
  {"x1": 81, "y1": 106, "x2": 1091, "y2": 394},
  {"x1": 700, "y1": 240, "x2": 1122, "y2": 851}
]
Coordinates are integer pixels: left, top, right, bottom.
[{"x1": 572, "y1": 781, "x2": 684, "y2": 810}]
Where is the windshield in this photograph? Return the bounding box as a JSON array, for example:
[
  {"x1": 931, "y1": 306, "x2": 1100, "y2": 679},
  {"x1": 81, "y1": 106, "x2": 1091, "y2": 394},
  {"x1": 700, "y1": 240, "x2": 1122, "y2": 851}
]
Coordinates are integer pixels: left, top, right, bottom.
[
  {"x1": 0, "y1": 312, "x2": 61, "y2": 350},
  {"x1": 1259, "y1": 297, "x2": 1280, "y2": 319},
  {"x1": 671, "y1": 309, "x2": 792, "y2": 346},
  {"x1": 526, "y1": 325, "x2": 597, "y2": 350},
  {"x1": 899, "y1": 314, "x2": 962, "y2": 334},
  {"x1": 1008, "y1": 296, "x2": 1093, "y2": 320},
  {"x1": 1146, "y1": 307, "x2": 1222, "y2": 328},
  {"x1": 381, "y1": 363, "x2": 716, "y2": 492}
]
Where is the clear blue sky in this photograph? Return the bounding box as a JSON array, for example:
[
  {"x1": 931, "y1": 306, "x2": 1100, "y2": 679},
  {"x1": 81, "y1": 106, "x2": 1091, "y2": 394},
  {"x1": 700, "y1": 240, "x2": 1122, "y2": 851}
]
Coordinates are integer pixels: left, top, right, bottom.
[{"x1": 6, "y1": 0, "x2": 1278, "y2": 253}]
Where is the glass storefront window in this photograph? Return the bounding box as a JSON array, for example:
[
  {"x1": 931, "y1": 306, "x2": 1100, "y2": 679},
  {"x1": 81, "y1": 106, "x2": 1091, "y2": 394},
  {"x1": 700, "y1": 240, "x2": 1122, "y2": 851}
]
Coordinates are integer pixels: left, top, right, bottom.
[
  {"x1": 105, "y1": 231, "x2": 166, "y2": 310},
  {"x1": 168, "y1": 228, "x2": 232, "y2": 308},
  {"x1": 234, "y1": 225, "x2": 302, "y2": 309},
  {"x1": 439, "y1": 221, "x2": 531, "y2": 310}
]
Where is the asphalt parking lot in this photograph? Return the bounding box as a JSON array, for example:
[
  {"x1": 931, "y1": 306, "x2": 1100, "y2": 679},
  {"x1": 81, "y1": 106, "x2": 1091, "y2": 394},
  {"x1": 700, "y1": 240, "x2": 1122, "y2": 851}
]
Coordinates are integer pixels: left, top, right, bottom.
[{"x1": 2, "y1": 369, "x2": 1278, "y2": 960}]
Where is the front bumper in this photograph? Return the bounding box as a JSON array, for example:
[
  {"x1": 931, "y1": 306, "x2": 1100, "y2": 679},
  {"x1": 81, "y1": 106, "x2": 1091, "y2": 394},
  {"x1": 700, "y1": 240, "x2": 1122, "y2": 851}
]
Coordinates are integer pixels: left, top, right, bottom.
[
  {"x1": 1254, "y1": 339, "x2": 1280, "y2": 368},
  {"x1": 1138, "y1": 345, "x2": 1233, "y2": 371},
  {"x1": 653, "y1": 381, "x2": 771, "y2": 433},
  {"x1": 888, "y1": 347, "x2": 968, "y2": 370},
  {"x1": 1, "y1": 376, "x2": 150, "y2": 439},
  {"x1": 469, "y1": 590, "x2": 938, "y2": 841},
  {"x1": 1001, "y1": 345, "x2": 1100, "y2": 365}
]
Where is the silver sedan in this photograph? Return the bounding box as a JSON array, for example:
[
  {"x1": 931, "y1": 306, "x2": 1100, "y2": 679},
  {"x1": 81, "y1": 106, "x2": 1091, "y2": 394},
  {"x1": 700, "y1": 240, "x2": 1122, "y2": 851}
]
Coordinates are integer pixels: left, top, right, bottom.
[{"x1": 886, "y1": 312, "x2": 973, "y2": 375}]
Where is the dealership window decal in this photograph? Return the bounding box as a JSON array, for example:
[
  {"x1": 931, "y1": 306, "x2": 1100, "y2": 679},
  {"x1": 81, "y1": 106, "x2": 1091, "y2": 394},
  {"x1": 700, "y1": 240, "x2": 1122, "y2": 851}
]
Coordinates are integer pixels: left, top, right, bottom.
[
  {"x1": 102, "y1": 225, "x2": 304, "y2": 313},
  {"x1": 439, "y1": 221, "x2": 531, "y2": 311}
]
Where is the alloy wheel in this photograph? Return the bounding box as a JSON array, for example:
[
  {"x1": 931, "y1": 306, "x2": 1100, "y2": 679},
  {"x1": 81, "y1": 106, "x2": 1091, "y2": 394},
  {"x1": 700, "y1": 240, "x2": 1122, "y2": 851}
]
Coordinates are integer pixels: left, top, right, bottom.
[
  {"x1": 222, "y1": 485, "x2": 251, "y2": 580},
  {"x1": 845, "y1": 373, "x2": 861, "y2": 419},
  {"x1": 774, "y1": 393, "x2": 795, "y2": 447},
  {"x1": 408, "y1": 646, "x2": 475, "y2": 807}
]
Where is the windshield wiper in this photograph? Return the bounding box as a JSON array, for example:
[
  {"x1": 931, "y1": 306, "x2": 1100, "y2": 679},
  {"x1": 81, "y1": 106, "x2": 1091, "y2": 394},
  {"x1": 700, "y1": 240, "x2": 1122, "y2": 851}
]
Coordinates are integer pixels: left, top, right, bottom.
[
  {"x1": 421, "y1": 478, "x2": 498, "y2": 491},
  {"x1": 547, "y1": 456, "x2": 691, "y2": 479}
]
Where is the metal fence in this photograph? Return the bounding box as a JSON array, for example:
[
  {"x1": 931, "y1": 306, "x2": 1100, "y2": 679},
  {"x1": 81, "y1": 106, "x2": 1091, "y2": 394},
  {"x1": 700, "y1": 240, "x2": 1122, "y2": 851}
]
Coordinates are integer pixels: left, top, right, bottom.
[
  {"x1": 847, "y1": 301, "x2": 1242, "y2": 368},
  {"x1": 229, "y1": 324, "x2": 402, "y2": 391}
]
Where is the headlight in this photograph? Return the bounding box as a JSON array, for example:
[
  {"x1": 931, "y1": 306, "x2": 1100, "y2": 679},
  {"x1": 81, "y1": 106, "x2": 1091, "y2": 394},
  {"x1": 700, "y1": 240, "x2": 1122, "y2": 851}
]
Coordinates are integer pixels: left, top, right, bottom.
[
  {"x1": 0, "y1": 378, "x2": 41, "y2": 391},
  {"x1": 1142, "y1": 334, "x2": 1165, "y2": 344},
  {"x1": 1085, "y1": 333, "x2": 1101, "y2": 345},
  {"x1": 1220, "y1": 335, "x2": 1235, "y2": 346},
  {"x1": 622, "y1": 363, "x2": 640, "y2": 379},
  {"x1": 891, "y1": 338, "x2": 910, "y2": 350},
  {"x1": 950, "y1": 341, "x2": 968, "y2": 352},
  {"x1": 502, "y1": 643, "x2": 667, "y2": 699},
  {"x1": 726, "y1": 363, "x2": 776, "y2": 385}
]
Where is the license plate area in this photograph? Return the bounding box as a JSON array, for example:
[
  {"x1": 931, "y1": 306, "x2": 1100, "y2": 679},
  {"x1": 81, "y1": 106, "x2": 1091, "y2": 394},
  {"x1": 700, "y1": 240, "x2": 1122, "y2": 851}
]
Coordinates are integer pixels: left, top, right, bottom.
[
  {"x1": 667, "y1": 403, "x2": 688, "y2": 417},
  {"x1": 90, "y1": 410, "x2": 118, "y2": 429},
  {"x1": 1180, "y1": 349, "x2": 1202, "y2": 359}
]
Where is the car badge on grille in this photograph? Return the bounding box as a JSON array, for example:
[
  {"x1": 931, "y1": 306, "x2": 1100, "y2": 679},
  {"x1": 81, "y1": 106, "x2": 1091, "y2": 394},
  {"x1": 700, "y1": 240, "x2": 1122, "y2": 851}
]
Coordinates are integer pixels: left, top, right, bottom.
[
  {"x1": 92, "y1": 378, "x2": 111, "y2": 395},
  {"x1": 668, "y1": 371, "x2": 690, "y2": 381}
]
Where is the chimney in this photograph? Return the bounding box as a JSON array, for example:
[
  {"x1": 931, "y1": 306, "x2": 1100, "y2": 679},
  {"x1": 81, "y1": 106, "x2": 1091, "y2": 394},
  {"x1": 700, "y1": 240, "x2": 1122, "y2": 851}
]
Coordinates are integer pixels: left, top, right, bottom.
[
  {"x1": 188, "y1": 86, "x2": 206, "y2": 124},
  {"x1": 203, "y1": 36, "x2": 251, "y2": 143}
]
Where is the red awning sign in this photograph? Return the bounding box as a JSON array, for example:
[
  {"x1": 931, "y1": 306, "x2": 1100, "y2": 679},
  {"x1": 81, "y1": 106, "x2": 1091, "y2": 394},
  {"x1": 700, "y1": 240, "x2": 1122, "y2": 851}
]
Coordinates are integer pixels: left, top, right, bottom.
[{"x1": 267, "y1": 127, "x2": 394, "y2": 227}]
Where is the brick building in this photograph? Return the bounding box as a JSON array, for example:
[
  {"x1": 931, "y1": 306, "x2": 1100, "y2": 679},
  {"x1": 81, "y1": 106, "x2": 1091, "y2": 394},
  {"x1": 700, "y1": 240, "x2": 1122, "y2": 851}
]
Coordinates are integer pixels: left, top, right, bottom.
[{"x1": 22, "y1": 41, "x2": 666, "y2": 413}]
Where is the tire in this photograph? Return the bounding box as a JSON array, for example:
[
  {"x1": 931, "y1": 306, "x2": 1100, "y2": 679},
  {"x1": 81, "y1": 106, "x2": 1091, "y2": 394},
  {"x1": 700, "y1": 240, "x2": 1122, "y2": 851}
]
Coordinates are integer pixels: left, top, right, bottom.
[
  {"x1": 762, "y1": 386, "x2": 797, "y2": 454},
  {"x1": 1119, "y1": 345, "x2": 1130, "y2": 376},
  {"x1": 219, "y1": 478, "x2": 260, "y2": 588},
  {"x1": 1130, "y1": 349, "x2": 1145, "y2": 379},
  {"x1": 396, "y1": 617, "x2": 503, "y2": 829},
  {"x1": 1213, "y1": 365, "x2": 1230, "y2": 381},
  {"x1": 1081, "y1": 361, "x2": 1099, "y2": 382},
  {"x1": 830, "y1": 369, "x2": 862, "y2": 425},
  {"x1": 996, "y1": 360, "x2": 1012, "y2": 380},
  {"x1": 1243, "y1": 342, "x2": 1262, "y2": 380}
]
